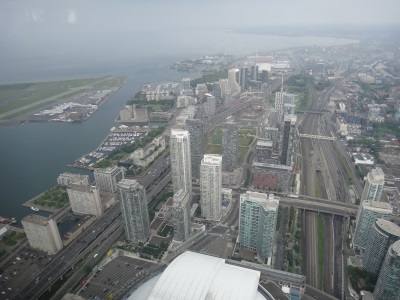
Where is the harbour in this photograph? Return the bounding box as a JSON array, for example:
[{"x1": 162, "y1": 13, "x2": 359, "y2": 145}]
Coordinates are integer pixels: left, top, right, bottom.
[{"x1": 69, "y1": 126, "x2": 151, "y2": 170}]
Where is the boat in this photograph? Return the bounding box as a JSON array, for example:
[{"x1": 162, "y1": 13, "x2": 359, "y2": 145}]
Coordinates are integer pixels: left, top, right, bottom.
[
  {"x1": 0, "y1": 217, "x2": 16, "y2": 225},
  {"x1": 31, "y1": 207, "x2": 40, "y2": 212}
]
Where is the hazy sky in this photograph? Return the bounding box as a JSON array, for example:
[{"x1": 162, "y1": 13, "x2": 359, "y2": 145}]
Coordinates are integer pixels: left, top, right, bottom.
[
  {"x1": 0, "y1": 0, "x2": 398, "y2": 83},
  {"x1": 0, "y1": 0, "x2": 399, "y2": 35}
]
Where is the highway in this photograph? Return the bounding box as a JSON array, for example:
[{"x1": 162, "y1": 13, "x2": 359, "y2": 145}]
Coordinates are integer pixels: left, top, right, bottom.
[
  {"x1": 17, "y1": 204, "x2": 122, "y2": 299},
  {"x1": 279, "y1": 198, "x2": 357, "y2": 217},
  {"x1": 50, "y1": 226, "x2": 124, "y2": 300},
  {"x1": 227, "y1": 259, "x2": 306, "y2": 287}
]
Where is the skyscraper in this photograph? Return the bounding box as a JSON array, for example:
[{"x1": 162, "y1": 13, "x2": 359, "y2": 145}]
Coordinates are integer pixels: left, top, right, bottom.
[
  {"x1": 251, "y1": 65, "x2": 259, "y2": 81},
  {"x1": 255, "y1": 138, "x2": 275, "y2": 164},
  {"x1": 362, "y1": 219, "x2": 400, "y2": 275},
  {"x1": 353, "y1": 201, "x2": 392, "y2": 252},
  {"x1": 117, "y1": 179, "x2": 150, "y2": 243},
  {"x1": 228, "y1": 69, "x2": 241, "y2": 94},
  {"x1": 222, "y1": 124, "x2": 238, "y2": 172},
  {"x1": 240, "y1": 67, "x2": 248, "y2": 90},
  {"x1": 22, "y1": 215, "x2": 63, "y2": 255},
  {"x1": 94, "y1": 166, "x2": 124, "y2": 194},
  {"x1": 203, "y1": 94, "x2": 216, "y2": 118},
  {"x1": 67, "y1": 184, "x2": 103, "y2": 217},
  {"x1": 172, "y1": 189, "x2": 191, "y2": 242},
  {"x1": 170, "y1": 129, "x2": 192, "y2": 196},
  {"x1": 219, "y1": 79, "x2": 229, "y2": 98},
  {"x1": 239, "y1": 191, "x2": 279, "y2": 264},
  {"x1": 200, "y1": 154, "x2": 222, "y2": 221},
  {"x1": 186, "y1": 119, "x2": 204, "y2": 180},
  {"x1": 274, "y1": 92, "x2": 284, "y2": 122},
  {"x1": 373, "y1": 240, "x2": 400, "y2": 300},
  {"x1": 280, "y1": 114, "x2": 296, "y2": 166},
  {"x1": 182, "y1": 78, "x2": 191, "y2": 90},
  {"x1": 261, "y1": 70, "x2": 268, "y2": 84},
  {"x1": 212, "y1": 82, "x2": 222, "y2": 100},
  {"x1": 361, "y1": 167, "x2": 385, "y2": 202}
]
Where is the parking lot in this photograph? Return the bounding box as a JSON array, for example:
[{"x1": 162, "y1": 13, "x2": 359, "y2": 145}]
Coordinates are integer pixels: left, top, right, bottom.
[
  {"x1": 200, "y1": 236, "x2": 235, "y2": 258},
  {"x1": 0, "y1": 247, "x2": 52, "y2": 299},
  {"x1": 79, "y1": 256, "x2": 155, "y2": 300}
]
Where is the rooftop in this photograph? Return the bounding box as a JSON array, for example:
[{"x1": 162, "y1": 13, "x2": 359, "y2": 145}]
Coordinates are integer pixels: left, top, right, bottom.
[
  {"x1": 364, "y1": 200, "x2": 392, "y2": 213},
  {"x1": 22, "y1": 214, "x2": 50, "y2": 226},
  {"x1": 130, "y1": 251, "x2": 264, "y2": 300},
  {"x1": 368, "y1": 167, "x2": 385, "y2": 184},
  {"x1": 256, "y1": 139, "x2": 273, "y2": 147},
  {"x1": 202, "y1": 154, "x2": 222, "y2": 165},
  {"x1": 171, "y1": 128, "x2": 189, "y2": 137},
  {"x1": 375, "y1": 219, "x2": 400, "y2": 237},
  {"x1": 253, "y1": 161, "x2": 292, "y2": 171},
  {"x1": 94, "y1": 166, "x2": 122, "y2": 175},
  {"x1": 68, "y1": 184, "x2": 96, "y2": 193},
  {"x1": 117, "y1": 179, "x2": 142, "y2": 190}
]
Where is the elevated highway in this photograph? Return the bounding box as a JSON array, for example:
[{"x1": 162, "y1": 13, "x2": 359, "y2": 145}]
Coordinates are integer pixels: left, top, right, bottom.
[
  {"x1": 295, "y1": 110, "x2": 324, "y2": 115},
  {"x1": 299, "y1": 133, "x2": 335, "y2": 141},
  {"x1": 279, "y1": 197, "x2": 357, "y2": 217},
  {"x1": 226, "y1": 259, "x2": 306, "y2": 287}
]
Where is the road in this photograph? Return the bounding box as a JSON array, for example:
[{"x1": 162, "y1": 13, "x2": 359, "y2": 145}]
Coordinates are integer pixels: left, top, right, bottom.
[{"x1": 17, "y1": 204, "x2": 122, "y2": 299}]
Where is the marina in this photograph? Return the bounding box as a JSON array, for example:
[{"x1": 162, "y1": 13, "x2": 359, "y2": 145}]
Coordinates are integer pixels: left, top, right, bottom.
[{"x1": 70, "y1": 125, "x2": 152, "y2": 170}]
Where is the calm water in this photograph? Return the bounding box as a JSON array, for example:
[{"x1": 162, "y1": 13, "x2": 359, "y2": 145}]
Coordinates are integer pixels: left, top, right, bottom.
[{"x1": 0, "y1": 34, "x2": 356, "y2": 222}]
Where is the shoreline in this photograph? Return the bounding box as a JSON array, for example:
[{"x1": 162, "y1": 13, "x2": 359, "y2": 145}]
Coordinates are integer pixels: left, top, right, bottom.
[{"x1": 0, "y1": 76, "x2": 128, "y2": 126}]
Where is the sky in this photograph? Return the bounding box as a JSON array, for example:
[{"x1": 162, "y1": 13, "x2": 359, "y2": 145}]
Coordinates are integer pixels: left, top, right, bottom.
[
  {"x1": 0, "y1": 0, "x2": 399, "y2": 83},
  {"x1": 0, "y1": 0, "x2": 399, "y2": 35}
]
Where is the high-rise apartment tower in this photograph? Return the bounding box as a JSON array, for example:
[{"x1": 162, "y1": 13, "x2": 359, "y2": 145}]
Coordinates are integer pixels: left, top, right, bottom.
[
  {"x1": 170, "y1": 129, "x2": 192, "y2": 196},
  {"x1": 117, "y1": 179, "x2": 150, "y2": 243}
]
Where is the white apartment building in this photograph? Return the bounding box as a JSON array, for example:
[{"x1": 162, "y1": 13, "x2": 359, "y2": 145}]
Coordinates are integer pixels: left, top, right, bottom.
[
  {"x1": 228, "y1": 69, "x2": 241, "y2": 94},
  {"x1": 172, "y1": 189, "x2": 191, "y2": 242},
  {"x1": 361, "y1": 167, "x2": 385, "y2": 202},
  {"x1": 22, "y1": 215, "x2": 63, "y2": 255},
  {"x1": 200, "y1": 154, "x2": 222, "y2": 221},
  {"x1": 170, "y1": 129, "x2": 192, "y2": 196},
  {"x1": 239, "y1": 191, "x2": 279, "y2": 264},
  {"x1": 67, "y1": 184, "x2": 103, "y2": 217},
  {"x1": 274, "y1": 92, "x2": 284, "y2": 121},
  {"x1": 353, "y1": 200, "x2": 392, "y2": 252},
  {"x1": 94, "y1": 166, "x2": 124, "y2": 194}
]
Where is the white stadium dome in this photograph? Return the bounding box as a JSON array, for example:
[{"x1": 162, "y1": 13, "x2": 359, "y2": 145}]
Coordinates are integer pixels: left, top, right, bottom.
[{"x1": 128, "y1": 251, "x2": 267, "y2": 300}]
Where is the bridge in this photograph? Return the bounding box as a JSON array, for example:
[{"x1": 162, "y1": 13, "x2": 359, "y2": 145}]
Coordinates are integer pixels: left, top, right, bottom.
[
  {"x1": 299, "y1": 133, "x2": 335, "y2": 141},
  {"x1": 227, "y1": 259, "x2": 306, "y2": 287},
  {"x1": 279, "y1": 196, "x2": 357, "y2": 217},
  {"x1": 295, "y1": 110, "x2": 324, "y2": 115}
]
